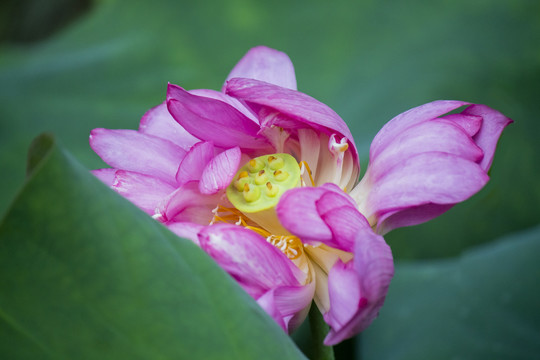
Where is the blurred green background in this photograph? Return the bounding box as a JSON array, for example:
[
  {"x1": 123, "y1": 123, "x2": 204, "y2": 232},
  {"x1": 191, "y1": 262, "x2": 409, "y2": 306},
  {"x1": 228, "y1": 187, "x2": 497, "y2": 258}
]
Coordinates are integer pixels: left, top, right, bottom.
[{"x1": 1, "y1": 0, "x2": 539, "y2": 358}]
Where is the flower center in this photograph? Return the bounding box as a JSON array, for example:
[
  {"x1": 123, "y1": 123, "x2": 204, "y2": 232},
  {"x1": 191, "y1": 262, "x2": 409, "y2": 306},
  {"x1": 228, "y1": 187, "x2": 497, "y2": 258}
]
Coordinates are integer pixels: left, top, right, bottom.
[
  {"x1": 225, "y1": 153, "x2": 301, "y2": 235},
  {"x1": 226, "y1": 153, "x2": 301, "y2": 211},
  {"x1": 211, "y1": 153, "x2": 308, "y2": 260}
]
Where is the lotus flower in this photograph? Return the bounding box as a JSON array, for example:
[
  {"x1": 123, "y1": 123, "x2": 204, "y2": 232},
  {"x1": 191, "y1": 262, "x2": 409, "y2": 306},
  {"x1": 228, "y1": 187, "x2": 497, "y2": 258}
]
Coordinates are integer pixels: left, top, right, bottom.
[{"x1": 89, "y1": 46, "x2": 512, "y2": 345}]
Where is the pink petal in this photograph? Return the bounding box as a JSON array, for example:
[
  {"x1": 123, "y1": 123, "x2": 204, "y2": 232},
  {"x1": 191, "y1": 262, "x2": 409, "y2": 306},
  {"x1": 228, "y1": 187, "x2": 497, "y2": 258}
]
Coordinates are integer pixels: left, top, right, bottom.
[
  {"x1": 315, "y1": 184, "x2": 358, "y2": 213},
  {"x1": 89, "y1": 128, "x2": 186, "y2": 185},
  {"x1": 440, "y1": 113, "x2": 483, "y2": 137},
  {"x1": 199, "y1": 147, "x2": 242, "y2": 195},
  {"x1": 323, "y1": 229, "x2": 394, "y2": 346},
  {"x1": 276, "y1": 183, "x2": 362, "y2": 246},
  {"x1": 364, "y1": 152, "x2": 489, "y2": 233},
  {"x1": 189, "y1": 89, "x2": 259, "y2": 124},
  {"x1": 91, "y1": 168, "x2": 117, "y2": 186},
  {"x1": 225, "y1": 78, "x2": 358, "y2": 160},
  {"x1": 323, "y1": 261, "x2": 362, "y2": 333},
  {"x1": 139, "y1": 102, "x2": 199, "y2": 149},
  {"x1": 156, "y1": 181, "x2": 220, "y2": 224},
  {"x1": 176, "y1": 141, "x2": 215, "y2": 185},
  {"x1": 112, "y1": 170, "x2": 175, "y2": 215},
  {"x1": 223, "y1": 46, "x2": 297, "y2": 91},
  {"x1": 376, "y1": 203, "x2": 453, "y2": 235},
  {"x1": 167, "y1": 84, "x2": 269, "y2": 149},
  {"x1": 166, "y1": 221, "x2": 204, "y2": 246},
  {"x1": 370, "y1": 100, "x2": 469, "y2": 160},
  {"x1": 319, "y1": 204, "x2": 369, "y2": 252},
  {"x1": 257, "y1": 285, "x2": 314, "y2": 333},
  {"x1": 257, "y1": 290, "x2": 287, "y2": 330},
  {"x1": 462, "y1": 104, "x2": 513, "y2": 171},
  {"x1": 369, "y1": 119, "x2": 484, "y2": 181},
  {"x1": 352, "y1": 101, "x2": 511, "y2": 234},
  {"x1": 276, "y1": 187, "x2": 333, "y2": 243},
  {"x1": 199, "y1": 224, "x2": 306, "y2": 298}
]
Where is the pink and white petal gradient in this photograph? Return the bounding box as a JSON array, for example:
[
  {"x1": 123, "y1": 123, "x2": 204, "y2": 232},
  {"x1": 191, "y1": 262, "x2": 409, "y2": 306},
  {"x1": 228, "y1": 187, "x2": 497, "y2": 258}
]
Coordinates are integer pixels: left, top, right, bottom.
[
  {"x1": 199, "y1": 224, "x2": 314, "y2": 331},
  {"x1": 90, "y1": 128, "x2": 186, "y2": 185},
  {"x1": 351, "y1": 100, "x2": 512, "y2": 234},
  {"x1": 225, "y1": 78, "x2": 359, "y2": 162},
  {"x1": 139, "y1": 102, "x2": 199, "y2": 150},
  {"x1": 167, "y1": 84, "x2": 269, "y2": 149},
  {"x1": 324, "y1": 230, "x2": 393, "y2": 345},
  {"x1": 223, "y1": 46, "x2": 297, "y2": 91},
  {"x1": 277, "y1": 185, "x2": 394, "y2": 345},
  {"x1": 176, "y1": 141, "x2": 215, "y2": 186},
  {"x1": 199, "y1": 146, "x2": 242, "y2": 195}
]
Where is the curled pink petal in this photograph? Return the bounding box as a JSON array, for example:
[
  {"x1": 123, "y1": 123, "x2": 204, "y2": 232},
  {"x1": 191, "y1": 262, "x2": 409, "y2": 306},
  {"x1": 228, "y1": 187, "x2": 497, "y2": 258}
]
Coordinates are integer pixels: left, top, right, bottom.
[
  {"x1": 368, "y1": 119, "x2": 484, "y2": 181},
  {"x1": 223, "y1": 46, "x2": 297, "y2": 91},
  {"x1": 370, "y1": 100, "x2": 469, "y2": 160},
  {"x1": 156, "y1": 181, "x2": 220, "y2": 224},
  {"x1": 319, "y1": 205, "x2": 368, "y2": 252},
  {"x1": 276, "y1": 187, "x2": 333, "y2": 243},
  {"x1": 315, "y1": 185, "x2": 358, "y2": 214},
  {"x1": 89, "y1": 128, "x2": 186, "y2": 185},
  {"x1": 377, "y1": 203, "x2": 453, "y2": 235},
  {"x1": 257, "y1": 285, "x2": 314, "y2": 333},
  {"x1": 139, "y1": 102, "x2": 199, "y2": 149},
  {"x1": 364, "y1": 152, "x2": 488, "y2": 233},
  {"x1": 176, "y1": 141, "x2": 215, "y2": 185},
  {"x1": 167, "y1": 84, "x2": 269, "y2": 149},
  {"x1": 199, "y1": 224, "x2": 306, "y2": 296},
  {"x1": 199, "y1": 224, "x2": 312, "y2": 333},
  {"x1": 323, "y1": 261, "x2": 362, "y2": 334},
  {"x1": 440, "y1": 113, "x2": 482, "y2": 137},
  {"x1": 199, "y1": 147, "x2": 241, "y2": 195},
  {"x1": 189, "y1": 89, "x2": 259, "y2": 124},
  {"x1": 352, "y1": 101, "x2": 512, "y2": 234},
  {"x1": 225, "y1": 78, "x2": 358, "y2": 160},
  {"x1": 256, "y1": 290, "x2": 287, "y2": 330},
  {"x1": 462, "y1": 104, "x2": 513, "y2": 171},
  {"x1": 323, "y1": 229, "x2": 394, "y2": 346}
]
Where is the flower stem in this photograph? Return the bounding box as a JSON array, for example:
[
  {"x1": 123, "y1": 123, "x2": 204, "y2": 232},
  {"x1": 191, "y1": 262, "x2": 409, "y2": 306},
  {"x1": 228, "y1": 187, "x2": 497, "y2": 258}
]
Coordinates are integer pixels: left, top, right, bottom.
[{"x1": 308, "y1": 303, "x2": 335, "y2": 360}]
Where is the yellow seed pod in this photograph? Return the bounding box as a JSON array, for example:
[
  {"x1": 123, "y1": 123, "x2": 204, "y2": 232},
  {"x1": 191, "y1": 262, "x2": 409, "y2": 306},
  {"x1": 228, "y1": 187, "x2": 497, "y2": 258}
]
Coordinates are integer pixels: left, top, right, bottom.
[{"x1": 226, "y1": 153, "x2": 300, "y2": 213}]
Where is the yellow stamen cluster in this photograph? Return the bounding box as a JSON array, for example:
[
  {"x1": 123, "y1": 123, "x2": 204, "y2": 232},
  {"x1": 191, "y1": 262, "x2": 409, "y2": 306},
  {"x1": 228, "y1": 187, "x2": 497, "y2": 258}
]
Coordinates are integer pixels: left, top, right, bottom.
[{"x1": 267, "y1": 235, "x2": 303, "y2": 260}]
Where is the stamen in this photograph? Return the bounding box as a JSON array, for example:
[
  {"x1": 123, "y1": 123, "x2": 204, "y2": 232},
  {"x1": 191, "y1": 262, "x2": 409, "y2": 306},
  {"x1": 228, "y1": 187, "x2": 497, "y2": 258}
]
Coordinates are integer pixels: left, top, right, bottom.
[
  {"x1": 211, "y1": 203, "x2": 304, "y2": 261},
  {"x1": 299, "y1": 161, "x2": 315, "y2": 187},
  {"x1": 267, "y1": 235, "x2": 303, "y2": 260},
  {"x1": 330, "y1": 134, "x2": 349, "y2": 153}
]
